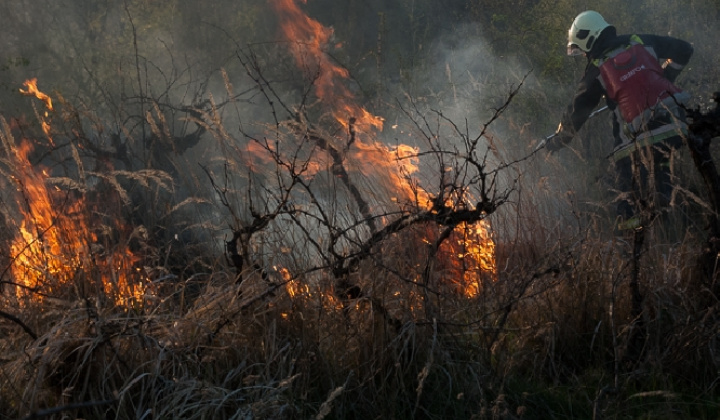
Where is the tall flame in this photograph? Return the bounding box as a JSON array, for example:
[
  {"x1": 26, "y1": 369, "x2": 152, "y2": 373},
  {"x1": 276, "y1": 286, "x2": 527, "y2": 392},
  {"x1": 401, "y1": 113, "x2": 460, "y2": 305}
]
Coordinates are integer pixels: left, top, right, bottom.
[
  {"x1": 269, "y1": 0, "x2": 429, "y2": 206},
  {"x1": 446, "y1": 221, "x2": 496, "y2": 296},
  {"x1": 270, "y1": 0, "x2": 383, "y2": 133},
  {"x1": 10, "y1": 81, "x2": 146, "y2": 307},
  {"x1": 269, "y1": 1, "x2": 495, "y2": 297}
]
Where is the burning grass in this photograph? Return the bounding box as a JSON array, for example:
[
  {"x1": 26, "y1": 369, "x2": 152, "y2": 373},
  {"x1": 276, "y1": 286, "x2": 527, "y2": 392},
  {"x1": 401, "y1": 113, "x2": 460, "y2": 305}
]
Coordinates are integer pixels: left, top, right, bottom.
[
  {"x1": 7, "y1": 139, "x2": 147, "y2": 308},
  {"x1": 2, "y1": 216, "x2": 718, "y2": 419},
  {"x1": 0, "y1": 23, "x2": 719, "y2": 420}
]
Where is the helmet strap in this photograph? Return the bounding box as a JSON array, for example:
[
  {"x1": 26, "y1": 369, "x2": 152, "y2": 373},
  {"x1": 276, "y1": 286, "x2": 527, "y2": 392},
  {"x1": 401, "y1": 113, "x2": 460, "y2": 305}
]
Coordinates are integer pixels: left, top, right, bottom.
[{"x1": 586, "y1": 36, "x2": 596, "y2": 51}]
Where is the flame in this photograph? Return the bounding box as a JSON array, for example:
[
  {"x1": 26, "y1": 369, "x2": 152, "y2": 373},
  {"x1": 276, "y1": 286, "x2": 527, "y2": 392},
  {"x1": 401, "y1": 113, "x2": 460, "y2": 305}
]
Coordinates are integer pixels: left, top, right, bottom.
[
  {"x1": 348, "y1": 141, "x2": 432, "y2": 207},
  {"x1": 270, "y1": 1, "x2": 495, "y2": 297},
  {"x1": 275, "y1": 267, "x2": 342, "y2": 313},
  {"x1": 270, "y1": 0, "x2": 428, "y2": 206},
  {"x1": 452, "y1": 221, "x2": 496, "y2": 296},
  {"x1": 244, "y1": 139, "x2": 326, "y2": 178},
  {"x1": 10, "y1": 82, "x2": 146, "y2": 307},
  {"x1": 19, "y1": 78, "x2": 53, "y2": 111},
  {"x1": 278, "y1": 267, "x2": 307, "y2": 298},
  {"x1": 10, "y1": 141, "x2": 79, "y2": 300},
  {"x1": 270, "y1": 0, "x2": 383, "y2": 133},
  {"x1": 19, "y1": 78, "x2": 54, "y2": 145}
]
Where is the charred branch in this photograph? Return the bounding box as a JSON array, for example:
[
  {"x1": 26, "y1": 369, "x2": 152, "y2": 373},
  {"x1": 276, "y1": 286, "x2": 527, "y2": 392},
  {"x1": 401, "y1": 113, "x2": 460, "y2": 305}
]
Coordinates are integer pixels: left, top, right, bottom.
[
  {"x1": 236, "y1": 45, "x2": 379, "y2": 235},
  {"x1": 292, "y1": 115, "x2": 378, "y2": 234},
  {"x1": 0, "y1": 309, "x2": 38, "y2": 340},
  {"x1": 203, "y1": 159, "x2": 295, "y2": 284},
  {"x1": 332, "y1": 198, "x2": 504, "y2": 279}
]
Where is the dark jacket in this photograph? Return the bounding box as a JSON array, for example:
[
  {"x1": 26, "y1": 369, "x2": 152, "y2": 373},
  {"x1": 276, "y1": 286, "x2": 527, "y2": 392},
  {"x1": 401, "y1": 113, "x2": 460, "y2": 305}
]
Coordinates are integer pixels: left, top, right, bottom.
[{"x1": 558, "y1": 26, "x2": 693, "y2": 148}]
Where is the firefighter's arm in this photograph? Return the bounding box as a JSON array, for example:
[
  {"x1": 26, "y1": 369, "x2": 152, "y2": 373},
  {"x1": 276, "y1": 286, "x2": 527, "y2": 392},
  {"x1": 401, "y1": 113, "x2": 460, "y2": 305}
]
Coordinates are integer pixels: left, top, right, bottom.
[
  {"x1": 663, "y1": 59, "x2": 686, "y2": 83},
  {"x1": 645, "y1": 34, "x2": 694, "y2": 82},
  {"x1": 548, "y1": 74, "x2": 604, "y2": 153}
]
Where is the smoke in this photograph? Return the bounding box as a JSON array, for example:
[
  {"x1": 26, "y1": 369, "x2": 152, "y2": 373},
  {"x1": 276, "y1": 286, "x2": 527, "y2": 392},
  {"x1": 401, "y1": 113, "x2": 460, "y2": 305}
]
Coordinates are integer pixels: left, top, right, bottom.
[
  {"x1": 388, "y1": 1, "x2": 720, "y2": 235},
  {"x1": 1, "y1": 0, "x2": 718, "y2": 249},
  {"x1": 385, "y1": 23, "x2": 564, "y2": 238},
  {"x1": 412, "y1": 24, "x2": 540, "y2": 131},
  {"x1": 1, "y1": 1, "x2": 717, "y2": 125}
]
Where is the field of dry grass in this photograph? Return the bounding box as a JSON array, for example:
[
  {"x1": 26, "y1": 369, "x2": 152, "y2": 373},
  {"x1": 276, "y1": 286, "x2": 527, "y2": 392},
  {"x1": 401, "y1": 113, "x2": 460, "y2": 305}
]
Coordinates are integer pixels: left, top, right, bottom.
[
  {"x1": 1, "y1": 105, "x2": 718, "y2": 419},
  {"x1": 1, "y1": 32, "x2": 719, "y2": 420}
]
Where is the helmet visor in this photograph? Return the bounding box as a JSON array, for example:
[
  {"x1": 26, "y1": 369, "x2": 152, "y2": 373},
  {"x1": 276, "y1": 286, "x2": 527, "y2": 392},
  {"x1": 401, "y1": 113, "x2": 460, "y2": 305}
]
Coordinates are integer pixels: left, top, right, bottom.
[{"x1": 567, "y1": 43, "x2": 585, "y2": 56}]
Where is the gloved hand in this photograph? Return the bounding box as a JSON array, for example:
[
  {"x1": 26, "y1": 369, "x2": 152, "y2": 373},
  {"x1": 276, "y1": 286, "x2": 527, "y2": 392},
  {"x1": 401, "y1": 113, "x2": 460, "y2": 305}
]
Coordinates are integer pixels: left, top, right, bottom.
[
  {"x1": 544, "y1": 123, "x2": 572, "y2": 154},
  {"x1": 663, "y1": 59, "x2": 685, "y2": 83}
]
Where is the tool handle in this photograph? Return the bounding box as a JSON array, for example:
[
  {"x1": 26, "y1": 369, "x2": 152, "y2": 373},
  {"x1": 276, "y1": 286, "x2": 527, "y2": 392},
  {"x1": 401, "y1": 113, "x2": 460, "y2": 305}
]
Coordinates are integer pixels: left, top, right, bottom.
[
  {"x1": 535, "y1": 106, "x2": 608, "y2": 152},
  {"x1": 534, "y1": 132, "x2": 557, "y2": 151}
]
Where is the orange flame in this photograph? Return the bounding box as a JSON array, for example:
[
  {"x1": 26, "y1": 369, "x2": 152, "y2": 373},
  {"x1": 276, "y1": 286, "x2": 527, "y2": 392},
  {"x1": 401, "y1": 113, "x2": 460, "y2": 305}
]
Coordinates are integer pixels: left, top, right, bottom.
[
  {"x1": 270, "y1": 1, "x2": 495, "y2": 297},
  {"x1": 9, "y1": 141, "x2": 145, "y2": 307},
  {"x1": 19, "y1": 78, "x2": 54, "y2": 144},
  {"x1": 10, "y1": 82, "x2": 146, "y2": 307},
  {"x1": 348, "y1": 140, "x2": 432, "y2": 207},
  {"x1": 270, "y1": 0, "x2": 383, "y2": 133},
  {"x1": 452, "y1": 221, "x2": 496, "y2": 296},
  {"x1": 19, "y1": 78, "x2": 53, "y2": 111},
  {"x1": 270, "y1": 0, "x2": 427, "y2": 206}
]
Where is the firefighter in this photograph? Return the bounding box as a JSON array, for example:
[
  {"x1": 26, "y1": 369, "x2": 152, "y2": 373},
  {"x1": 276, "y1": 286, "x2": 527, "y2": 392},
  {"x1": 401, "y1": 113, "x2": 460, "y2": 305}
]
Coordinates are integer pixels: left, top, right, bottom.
[{"x1": 546, "y1": 10, "x2": 694, "y2": 230}]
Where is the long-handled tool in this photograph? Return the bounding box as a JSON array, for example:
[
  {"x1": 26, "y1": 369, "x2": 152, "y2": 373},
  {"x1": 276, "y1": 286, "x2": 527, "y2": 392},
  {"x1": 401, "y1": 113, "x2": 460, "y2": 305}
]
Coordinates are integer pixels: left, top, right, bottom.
[{"x1": 534, "y1": 105, "x2": 609, "y2": 152}]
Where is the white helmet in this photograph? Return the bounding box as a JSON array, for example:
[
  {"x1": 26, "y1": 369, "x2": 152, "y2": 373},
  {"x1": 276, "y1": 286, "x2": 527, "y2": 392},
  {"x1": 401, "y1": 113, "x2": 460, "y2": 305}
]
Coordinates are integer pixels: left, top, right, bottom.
[{"x1": 567, "y1": 11, "x2": 610, "y2": 56}]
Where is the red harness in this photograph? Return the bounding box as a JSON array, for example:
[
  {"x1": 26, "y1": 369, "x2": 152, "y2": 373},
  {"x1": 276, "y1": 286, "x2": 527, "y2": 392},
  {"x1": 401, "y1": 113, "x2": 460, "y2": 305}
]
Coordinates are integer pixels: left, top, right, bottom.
[{"x1": 598, "y1": 42, "x2": 681, "y2": 123}]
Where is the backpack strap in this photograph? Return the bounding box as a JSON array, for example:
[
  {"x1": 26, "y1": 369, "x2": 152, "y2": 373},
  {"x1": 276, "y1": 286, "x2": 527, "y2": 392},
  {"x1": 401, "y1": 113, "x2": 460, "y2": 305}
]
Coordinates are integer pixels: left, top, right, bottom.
[{"x1": 592, "y1": 35, "x2": 646, "y2": 68}]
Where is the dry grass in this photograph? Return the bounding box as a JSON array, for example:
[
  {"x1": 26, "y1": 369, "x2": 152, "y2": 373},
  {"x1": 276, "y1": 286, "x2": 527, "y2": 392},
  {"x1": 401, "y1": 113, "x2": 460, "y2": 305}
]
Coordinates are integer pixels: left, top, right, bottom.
[
  {"x1": 3, "y1": 218, "x2": 718, "y2": 419},
  {"x1": 1, "y1": 94, "x2": 719, "y2": 420}
]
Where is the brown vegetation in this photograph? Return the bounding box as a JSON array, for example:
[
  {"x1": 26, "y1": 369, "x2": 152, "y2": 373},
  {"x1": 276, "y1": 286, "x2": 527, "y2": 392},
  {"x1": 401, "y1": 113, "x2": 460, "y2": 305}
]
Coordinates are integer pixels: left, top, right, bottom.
[{"x1": 1, "y1": 1, "x2": 719, "y2": 419}]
